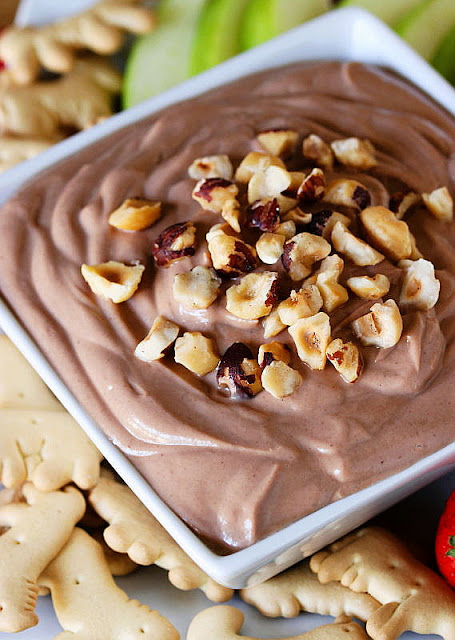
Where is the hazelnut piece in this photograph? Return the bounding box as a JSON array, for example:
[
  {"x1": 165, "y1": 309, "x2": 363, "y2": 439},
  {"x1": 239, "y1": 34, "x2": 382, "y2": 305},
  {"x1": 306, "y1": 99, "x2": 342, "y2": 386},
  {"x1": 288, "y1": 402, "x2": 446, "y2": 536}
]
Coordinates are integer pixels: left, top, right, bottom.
[
  {"x1": 422, "y1": 186, "x2": 453, "y2": 222},
  {"x1": 331, "y1": 221, "x2": 384, "y2": 266},
  {"x1": 352, "y1": 299, "x2": 403, "y2": 349},
  {"x1": 174, "y1": 332, "x2": 219, "y2": 376},
  {"x1": 302, "y1": 134, "x2": 334, "y2": 170},
  {"x1": 389, "y1": 191, "x2": 420, "y2": 220},
  {"x1": 277, "y1": 285, "x2": 323, "y2": 326},
  {"x1": 330, "y1": 137, "x2": 376, "y2": 169},
  {"x1": 288, "y1": 312, "x2": 331, "y2": 370},
  {"x1": 192, "y1": 178, "x2": 238, "y2": 214},
  {"x1": 152, "y1": 221, "x2": 196, "y2": 267},
  {"x1": 248, "y1": 165, "x2": 292, "y2": 204},
  {"x1": 346, "y1": 273, "x2": 390, "y2": 300},
  {"x1": 261, "y1": 360, "x2": 302, "y2": 398},
  {"x1": 262, "y1": 309, "x2": 286, "y2": 339},
  {"x1": 399, "y1": 258, "x2": 440, "y2": 311},
  {"x1": 297, "y1": 168, "x2": 326, "y2": 203},
  {"x1": 108, "y1": 198, "x2": 162, "y2": 231},
  {"x1": 282, "y1": 232, "x2": 331, "y2": 281},
  {"x1": 206, "y1": 225, "x2": 257, "y2": 276},
  {"x1": 216, "y1": 342, "x2": 262, "y2": 398},
  {"x1": 258, "y1": 341, "x2": 291, "y2": 367},
  {"x1": 315, "y1": 255, "x2": 349, "y2": 313},
  {"x1": 81, "y1": 260, "x2": 145, "y2": 303},
  {"x1": 275, "y1": 220, "x2": 296, "y2": 239},
  {"x1": 234, "y1": 151, "x2": 285, "y2": 183},
  {"x1": 306, "y1": 210, "x2": 351, "y2": 239},
  {"x1": 226, "y1": 272, "x2": 279, "y2": 320},
  {"x1": 256, "y1": 232, "x2": 285, "y2": 265},
  {"x1": 256, "y1": 129, "x2": 298, "y2": 157},
  {"x1": 324, "y1": 179, "x2": 371, "y2": 210},
  {"x1": 284, "y1": 207, "x2": 313, "y2": 226},
  {"x1": 326, "y1": 338, "x2": 363, "y2": 383},
  {"x1": 134, "y1": 316, "x2": 179, "y2": 362},
  {"x1": 173, "y1": 266, "x2": 221, "y2": 309},
  {"x1": 360, "y1": 205, "x2": 412, "y2": 261},
  {"x1": 188, "y1": 154, "x2": 233, "y2": 180},
  {"x1": 247, "y1": 198, "x2": 280, "y2": 232}
]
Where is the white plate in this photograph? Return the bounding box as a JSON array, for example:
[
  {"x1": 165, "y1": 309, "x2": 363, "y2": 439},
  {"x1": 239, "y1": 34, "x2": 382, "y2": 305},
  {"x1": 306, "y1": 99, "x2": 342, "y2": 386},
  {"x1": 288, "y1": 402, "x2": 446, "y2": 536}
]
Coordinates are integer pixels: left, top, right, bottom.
[{"x1": 0, "y1": 7, "x2": 455, "y2": 590}]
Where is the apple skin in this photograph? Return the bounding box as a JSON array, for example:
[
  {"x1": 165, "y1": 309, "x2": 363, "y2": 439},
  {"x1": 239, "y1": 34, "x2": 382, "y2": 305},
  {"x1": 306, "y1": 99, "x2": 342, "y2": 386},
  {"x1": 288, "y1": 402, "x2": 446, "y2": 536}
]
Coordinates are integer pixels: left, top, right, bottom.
[
  {"x1": 432, "y1": 22, "x2": 455, "y2": 84},
  {"x1": 241, "y1": 0, "x2": 329, "y2": 51},
  {"x1": 395, "y1": 0, "x2": 455, "y2": 61},
  {"x1": 123, "y1": 0, "x2": 206, "y2": 108},
  {"x1": 337, "y1": 0, "x2": 422, "y2": 26},
  {"x1": 190, "y1": 0, "x2": 251, "y2": 75}
]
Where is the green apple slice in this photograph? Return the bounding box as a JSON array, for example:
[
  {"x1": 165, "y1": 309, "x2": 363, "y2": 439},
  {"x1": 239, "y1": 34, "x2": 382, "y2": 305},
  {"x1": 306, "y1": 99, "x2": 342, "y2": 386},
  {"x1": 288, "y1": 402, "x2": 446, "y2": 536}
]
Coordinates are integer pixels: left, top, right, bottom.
[
  {"x1": 241, "y1": 0, "x2": 330, "y2": 50},
  {"x1": 123, "y1": 0, "x2": 205, "y2": 108},
  {"x1": 337, "y1": 0, "x2": 423, "y2": 26},
  {"x1": 190, "y1": 0, "x2": 251, "y2": 75},
  {"x1": 432, "y1": 23, "x2": 455, "y2": 84},
  {"x1": 395, "y1": 0, "x2": 455, "y2": 60}
]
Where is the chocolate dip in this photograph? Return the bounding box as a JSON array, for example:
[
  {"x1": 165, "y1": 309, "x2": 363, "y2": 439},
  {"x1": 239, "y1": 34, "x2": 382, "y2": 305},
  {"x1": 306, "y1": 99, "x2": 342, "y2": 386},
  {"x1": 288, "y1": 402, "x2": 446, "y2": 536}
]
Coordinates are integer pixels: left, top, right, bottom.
[{"x1": 1, "y1": 62, "x2": 455, "y2": 552}]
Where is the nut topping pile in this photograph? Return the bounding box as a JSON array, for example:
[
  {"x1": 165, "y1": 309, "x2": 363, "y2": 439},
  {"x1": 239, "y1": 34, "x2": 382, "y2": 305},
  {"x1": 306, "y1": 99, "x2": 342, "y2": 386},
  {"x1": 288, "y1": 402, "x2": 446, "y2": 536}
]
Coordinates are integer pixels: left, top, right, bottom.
[{"x1": 80, "y1": 128, "x2": 453, "y2": 400}]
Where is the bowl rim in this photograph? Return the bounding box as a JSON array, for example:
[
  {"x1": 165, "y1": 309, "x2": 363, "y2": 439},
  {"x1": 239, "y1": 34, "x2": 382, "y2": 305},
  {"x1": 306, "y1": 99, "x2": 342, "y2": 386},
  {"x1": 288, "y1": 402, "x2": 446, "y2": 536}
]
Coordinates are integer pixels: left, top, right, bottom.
[{"x1": 1, "y1": 7, "x2": 455, "y2": 588}]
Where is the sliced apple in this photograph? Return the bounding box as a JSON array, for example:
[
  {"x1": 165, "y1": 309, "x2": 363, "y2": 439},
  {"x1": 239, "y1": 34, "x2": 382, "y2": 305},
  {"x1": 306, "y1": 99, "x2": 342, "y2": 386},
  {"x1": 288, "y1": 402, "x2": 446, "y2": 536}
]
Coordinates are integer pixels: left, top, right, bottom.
[
  {"x1": 241, "y1": 0, "x2": 330, "y2": 50},
  {"x1": 123, "y1": 0, "x2": 205, "y2": 108},
  {"x1": 190, "y1": 0, "x2": 251, "y2": 75},
  {"x1": 432, "y1": 22, "x2": 455, "y2": 83},
  {"x1": 395, "y1": 0, "x2": 455, "y2": 61},
  {"x1": 337, "y1": 0, "x2": 422, "y2": 26}
]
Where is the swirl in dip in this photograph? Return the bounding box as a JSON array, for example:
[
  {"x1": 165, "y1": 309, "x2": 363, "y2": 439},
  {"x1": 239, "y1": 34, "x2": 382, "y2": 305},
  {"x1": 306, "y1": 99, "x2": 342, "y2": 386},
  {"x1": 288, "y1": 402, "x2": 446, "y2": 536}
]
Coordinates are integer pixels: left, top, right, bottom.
[{"x1": 0, "y1": 61, "x2": 454, "y2": 552}]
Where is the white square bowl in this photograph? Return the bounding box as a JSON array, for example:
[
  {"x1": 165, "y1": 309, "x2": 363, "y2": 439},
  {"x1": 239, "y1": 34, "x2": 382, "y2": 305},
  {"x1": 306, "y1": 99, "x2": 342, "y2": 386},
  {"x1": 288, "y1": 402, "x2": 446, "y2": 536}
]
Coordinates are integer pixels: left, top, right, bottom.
[{"x1": 1, "y1": 7, "x2": 455, "y2": 589}]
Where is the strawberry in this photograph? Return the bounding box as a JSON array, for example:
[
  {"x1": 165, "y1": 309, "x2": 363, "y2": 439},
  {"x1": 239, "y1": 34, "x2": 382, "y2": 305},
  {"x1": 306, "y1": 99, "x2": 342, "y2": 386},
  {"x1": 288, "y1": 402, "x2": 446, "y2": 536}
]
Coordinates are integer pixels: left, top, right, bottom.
[{"x1": 435, "y1": 489, "x2": 455, "y2": 588}]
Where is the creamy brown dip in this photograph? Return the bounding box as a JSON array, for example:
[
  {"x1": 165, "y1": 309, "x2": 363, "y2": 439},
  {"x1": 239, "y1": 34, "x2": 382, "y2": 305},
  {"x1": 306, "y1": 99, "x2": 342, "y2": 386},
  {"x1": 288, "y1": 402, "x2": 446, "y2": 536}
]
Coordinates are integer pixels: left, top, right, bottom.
[{"x1": 1, "y1": 62, "x2": 455, "y2": 552}]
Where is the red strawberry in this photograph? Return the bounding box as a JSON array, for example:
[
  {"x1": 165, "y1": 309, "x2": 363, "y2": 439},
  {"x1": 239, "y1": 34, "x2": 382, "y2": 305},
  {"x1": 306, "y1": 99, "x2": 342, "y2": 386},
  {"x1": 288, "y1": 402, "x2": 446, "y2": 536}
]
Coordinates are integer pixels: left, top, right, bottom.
[{"x1": 435, "y1": 489, "x2": 455, "y2": 588}]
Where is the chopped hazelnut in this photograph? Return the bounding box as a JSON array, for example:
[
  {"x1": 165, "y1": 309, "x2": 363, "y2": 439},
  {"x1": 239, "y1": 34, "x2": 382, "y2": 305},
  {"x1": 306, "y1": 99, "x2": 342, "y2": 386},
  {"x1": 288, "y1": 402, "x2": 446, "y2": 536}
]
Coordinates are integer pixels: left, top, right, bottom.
[
  {"x1": 248, "y1": 165, "x2": 292, "y2": 204},
  {"x1": 331, "y1": 221, "x2": 384, "y2": 266},
  {"x1": 216, "y1": 342, "x2": 262, "y2": 398},
  {"x1": 258, "y1": 341, "x2": 291, "y2": 367},
  {"x1": 284, "y1": 207, "x2": 312, "y2": 225},
  {"x1": 188, "y1": 154, "x2": 233, "y2": 181},
  {"x1": 360, "y1": 205, "x2": 412, "y2": 261},
  {"x1": 399, "y1": 258, "x2": 440, "y2": 311},
  {"x1": 275, "y1": 220, "x2": 296, "y2": 239},
  {"x1": 306, "y1": 210, "x2": 351, "y2": 239},
  {"x1": 173, "y1": 266, "x2": 221, "y2": 309},
  {"x1": 297, "y1": 168, "x2": 326, "y2": 203},
  {"x1": 206, "y1": 224, "x2": 257, "y2": 276},
  {"x1": 226, "y1": 271, "x2": 279, "y2": 320},
  {"x1": 256, "y1": 232, "x2": 285, "y2": 264},
  {"x1": 302, "y1": 134, "x2": 334, "y2": 170},
  {"x1": 234, "y1": 151, "x2": 285, "y2": 183},
  {"x1": 247, "y1": 198, "x2": 280, "y2": 232},
  {"x1": 81, "y1": 260, "x2": 145, "y2": 303},
  {"x1": 221, "y1": 199, "x2": 242, "y2": 233},
  {"x1": 409, "y1": 232, "x2": 423, "y2": 260},
  {"x1": 389, "y1": 191, "x2": 420, "y2": 220},
  {"x1": 346, "y1": 273, "x2": 390, "y2": 300},
  {"x1": 256, "y1": 129, "x2": 298, "y2": 157},
  {"x1": 288, "y1": 311, "x2": 331, "y2": 370},
  {"x1": 352, "y1": 299, "x2": 403, "y2": 349},
  {"x1": 277, "y1": 285, "x2": 323, "y2": 326},
  {"x1": 108, "y1": 198, "x2": 162, "y2": 231},
  {"x1": 324, "y1": 179, "x2": 371, "y2": 210},
  {"x1": 153, "y1": 221, "x2": 197, "y2": 267},
  {"x1": 174, "y1": 332, "x2": 219, "y2": 376},
  {"x1": 262, "y1": 309, "x2": 286, "y2": 338},
  {"x1": 422, "y1": 186, "x2": 453, "y2": 222},
  {"x1": 134, "y1": 316, "x2": 179, "y2": 362},
  {"x1": 262, "y1": 360, "x2": 302, "y2": 398},
  {"x1": 315, "y1": 255, "x2": 349, "y2": 313},
  {"x1": 282, "y1": 232, "x2": 331, "y2": 281},
  {"x1": 330, "y1": 137, "x2": 376, "y2": 169},
  {"x1": 326, "y1": 338, "x2": 363, "y2": 383},
  {"x1": 276, "y1": 193, "x2": 298, "y2": 214},
  {"x1": 286, "y1": 172, "x2": 308, "y2": 196},
  {"x1": 192, "y1": 177, "x2": 238, "y2": 214}
]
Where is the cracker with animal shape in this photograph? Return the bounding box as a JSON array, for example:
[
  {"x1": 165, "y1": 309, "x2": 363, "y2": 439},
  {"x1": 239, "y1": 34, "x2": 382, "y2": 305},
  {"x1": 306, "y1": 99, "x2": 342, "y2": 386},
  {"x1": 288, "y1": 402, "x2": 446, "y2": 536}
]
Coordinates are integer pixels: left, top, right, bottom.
[
  {"x1": 0, "y1": 483, "x2": 85, "y2": 633},
  {"x1": 310, "y1": 526, "x2": 455, "y2": 640},
  {"x1": 90, "y1": 528, "x2": 138, "y2": 576},
  {"x1": 38, "y1": 527, "x2": 179, "y2": 640},
  {"x1": 0, "y1": 0, "x2": 155, "y2": 85},
  {"x1": 240, "y1": 559, "x2": 380, "y2": 620},
  {"x1": 0, "y1": 56, "x2": 122, "y2": 139},
  {"x1": 88, "y1": 473, "x2": 234, "y2": 602},
  {"x1": 0, "y1": 408, "x2": 103, "y2": 490},
  {"x1": 0, "y1": 335, "x2": 61, "y2": 410},
  {"x1": 186, "y1": 605, "x2": 370, "y2": 640}
]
